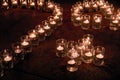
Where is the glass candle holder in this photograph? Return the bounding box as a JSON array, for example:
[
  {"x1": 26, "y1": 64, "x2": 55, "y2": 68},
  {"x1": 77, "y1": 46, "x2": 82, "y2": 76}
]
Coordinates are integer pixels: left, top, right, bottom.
[
  {"x1": 12, "y1": 42, "x2": 24, "y2": 60},
  {"x1": 37, "y1": 0, "x2": 44, "y2": 10},
  {"x1": 56, "y1": 39, "x2": 67, "y2": 57},
  {"x1": 105, "y1": 6, "x2": 114, "y2": 19},
  {"x1": 0, "y1": 56, "x2": 4, "y2": 77},
  {"x1": 2, "y1": 0, "x2": 9, "y2": 10},
  {"x1": 20, "y1": 0, "x2": 28, "y2": 8},
  {"x1": 28, "y1": 0, "x2": 35, "y2": 9},
  {"x1": 83, "y1": 1, "x2": 91, "y2": 12},
  {"x1": 28, "y1": 29, "x2": 39, "y2": 46},
  {"x1": 35, "y1": 24, "x2": 46, "y2": 41},
  {"x1": 81, "y1": 45, "x2": 94, "y2": 63},
  {"x1": 82, "y1": 34, "x2": 94, "y2": 46},
  {"x1": 42, "y1": 20, "x2": 53, "y2": 37},
  {"x1": 66, "y1": 59, "x2": 78, "y2": 72},
  {"x1": 20, "y1": 35, "x2": 32, "y2": 53},
  {"x1": 45, "y1": 0, "x2": 55, "y2": 12},
  {"x1": 91, "y1": 1, "x2": 98, "y2": 12},
  {"x1": 92, "y1": 14, "x2": 102, "y2": 29},
  {"x1": 72, "y1": 14, "x2": 83, "y2": 27},
  {"x1": 93, "y1": 46, "x2": 105, "y2": 66},
  {"x1": 109, "y1": 15, "x2": 119, "y2": 31},
  {"x1": 48, "y1": 16, "x2": 57, "y2": 29},
  {"x1": 11, "y1": 0, "x2": 18, "y2": 8},
  {"x1": 2, "y1": 49, "x2": 14, "y2": 69},
  {"x1": 81, "y1": 14, "x2": 90, "y2": 30}
]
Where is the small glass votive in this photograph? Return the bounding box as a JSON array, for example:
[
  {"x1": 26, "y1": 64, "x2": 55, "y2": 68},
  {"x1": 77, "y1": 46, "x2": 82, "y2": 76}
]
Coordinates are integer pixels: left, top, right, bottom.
[
  {"x1": 2, "y1": 0, "x2": 9, "y2": 10},
  {"x1": 109, "y1": 15, "x2": 119, "y2": 31},
  {"x1": 20, "y1": 0, "x2": 28, "y2": 8},
  {"x1": 72, "y1": 14, "x2": 83, "y2": 27},
  {"x1": 53, "y1": 14, "x2": 63, "y2": 26},
  {"x1": 28, "y1": 29, "x2": 39, "y2": 46},
  {"x1": 82, "y1": 34, "x2": 94, "y2": 46},
  {"x1": 92, "y1": 14, "x2": 102, "y2": 29},
  {"x1": 83, "y1": 1, "x2": 91, "y2": 12},
  {"x1": 37, "y1": 0, "x2": 44, "y2": 10},
  {"x1": 93, "y1": 46, "x2": 105, "y2": 66},
  {"x1": 105, "y1": 7, "x2": 114, "y2": 19},
  {"x1": 2, "y1": 49, "x2": 14, "y2": 69},
  {"x1": 66, "y1": 59, "x2": 78, "y2": 72},
  {"x1": 35, "y1": 24, "x2": 46, "y2": 41},
  {"x1": 11, "y1": 0, "x2": 18, "y2": 8},
  {"x1": 28, "y1": 0, "x2": 36, "y2": 9},
  {"x1": 48, "y1": 16, "x2": 57, "y2": 29},
  {"x1": 20, "y1": 35, "x2": 32, "y2": 53},
  {"x1": 45, "y1": 0, "x2": 55, "y2": 12},
  {"x1": 81, "y1": 14, "x2": 90, "y2": 30},
  {"x1": 56, "y1": 39, "x2": 67, "y2": 57},
  {"x1": 81, "y1": 45, "x2": 94, "y2": 63},
  {"x1": 91, "y1": 1, "x2": 98, "y2": 12},
  {"x1": 42, "y1": 20, "x2": 53, "y2": 37},
  {"x1": 12, "y1": 42, "x2": 24, "y2": 60},
  {"x1": 0, "y1": 56, "x2": 4, "y2": 77}
]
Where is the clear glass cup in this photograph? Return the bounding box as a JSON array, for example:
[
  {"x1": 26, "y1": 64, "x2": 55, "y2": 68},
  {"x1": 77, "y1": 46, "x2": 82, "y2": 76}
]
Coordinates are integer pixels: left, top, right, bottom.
[
  {"x1": 81, "y1": 45, "x2": 94, "y2": 63},
  {"x1": 81, "y1": 14, "x2": 90, "y2": 30},
  {"x1": 82, "y1": 34, "x2": 94, "y2": 46},
  {"x1": 35, "y1": 24, "x2": 46, "y2": 41},
  {"x1": 20, "y1": 0, "x2": 28, "y2": 8},
  {"x1": 2, "y1": 49, "x2": 14, "y2": 69},
  {"x1": 28, "y1": 0, "x2": 36, "y2": 9},
  {"x1": 37, "y1": 0, "x2": 45, "y2": 10},
  {"x1": 11, "y1": 0, "x2": 18, "y2": 8},
  {"x1": 2, "y1": 0, "x2": 9, "y2": 10},
  {"x1": 56, "y1": 39, "x2": 67, "y2": 57},
  {"x1": 92, "y1": 14, "x2": 102, "y2": 29},
  {"x1": 93, "y1": 46, "x2": 105, "y2": 66},
  {"x1": 20, "y1": 35, "x2": 32, "y2": 53},
  {"x1": 28, "y1": 29, "x2": 39, "y2": 46},
  {"x1": 12, "y1": 42, "x2": 25, "y2": 60}
]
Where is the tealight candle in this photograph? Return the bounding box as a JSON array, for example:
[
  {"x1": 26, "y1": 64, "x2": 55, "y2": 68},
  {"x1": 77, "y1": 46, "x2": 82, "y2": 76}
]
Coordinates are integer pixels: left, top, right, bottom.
[
  {"x1": 96, "y1": 54, "x2": 104, "y2": 59},
  {"x1": 14, "y1": 46, "x2": 22, "y2": 54},
  {"x1": 12, "y1": 0, "x2": 18, "y2": 5},
  {"x1": 21, "y1": 40, "x2": 29, "y2": 46},
  {"x1": 85, "y1": 52, "x2": 92, "y2": 57},
  {"x1": 57, "y1": 45, "x2": 64, "y2": 51},
  {"x1": 4, "y1": 56, "x2": 12, "y2": 62}
]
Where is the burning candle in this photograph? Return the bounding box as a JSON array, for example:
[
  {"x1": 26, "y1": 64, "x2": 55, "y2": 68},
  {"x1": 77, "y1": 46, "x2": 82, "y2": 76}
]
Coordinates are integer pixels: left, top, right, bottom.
[
  {"x1": 112, "y1": 19, "x2": 119, "y2": 24},
  {"x1": 28, "y1": 30, "x2": 37, "y2": 39},
  {"x1": 21, "y1": 40, "x2": 29, "y2": 46},
  {"x1": 96, "y1": 54, "x2": 104, "y2": 59},
  {"x1": 12, "y1": 0, "x2": 18, "y2": 5},
  {"x1": 57, "y1": 45, "x2": 64, "y2": 51},
  {"x1": 2, "y1": 1, "x2": 8, "y2": 7},
  {"x1": 44, "y1": 25, "x2": 50, "y2": 30},
  {"x1": 14, "y1": 46, "x2": 22, "y2": 54},
  {"x1": 85, "y1": 52, "x2": 92, "y2": 57},
  {"x1": 83, "y1": 19, "x2": 89, "y2": 24},
  {"x1": 4, "y1": 55, "x2": 12, "y2": 62},
  {"x1": 68, "y1": 59, "x2": 76, "y2": 65},
  {"x1": 38, "y1": 28, "x2": 45, "y2": 34}
]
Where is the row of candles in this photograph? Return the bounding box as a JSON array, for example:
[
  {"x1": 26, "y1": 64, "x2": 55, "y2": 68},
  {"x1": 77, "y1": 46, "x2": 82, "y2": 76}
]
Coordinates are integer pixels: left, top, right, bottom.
[
  {"x1": 56, "y1": 34, "x2": 105, "y2": 72},
  {"x1": 71, "y1": 0, "x2": 120, "y2": 31},
  {"x1": 0, "y1": 0, "x2": 56, "y2": 11},
  {"x1": 0, "y1": 0, "x2": 63, "y2": 77}
]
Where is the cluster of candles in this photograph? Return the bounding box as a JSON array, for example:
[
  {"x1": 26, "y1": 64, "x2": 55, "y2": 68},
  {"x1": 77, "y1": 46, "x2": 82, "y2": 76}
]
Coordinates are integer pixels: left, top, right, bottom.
[
  {"x1": 0, "y1": 0, "x2": 63, "y2": 77},
  {"x1": 71, "y1": 0, "x2": 120, "y2": 31},
  {"x1": 56, "y1": 34, "x2": 105, "y2": 72}
]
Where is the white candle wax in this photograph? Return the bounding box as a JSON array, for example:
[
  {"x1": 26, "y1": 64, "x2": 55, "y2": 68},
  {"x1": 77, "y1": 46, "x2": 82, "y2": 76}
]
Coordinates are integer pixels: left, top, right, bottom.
[
  {"x1": 112, "y1": 20, "x2": 119, "y2": 24},
  {"x1": 3, "y1": 2, "x2": 8, "y2": 6},
  {"x1": 68, "y1": 59, "x2": 76, "y2": 65},
  {"x1": 50, "y1": 21, "x2": 56, "y2": 25},
  {"x1": 85, "y1": 52, "x2": 92, "y2": 57},
  {"x1": 12, "y1": 1, "x2": 17, "y2": 4},
  {"x1": 21, "y1": 41, "x2": 29, "y2": 46},
  {"x1": 76, "y1": 17, "x2": 82, "y2": 21},
  {"x1": 30, "y1": 2, "x2": 35, "y2": 6},
  {"x1": 38, "y1": 28, "x2": 45, "y2": 33},
  {"x1": 44, "y1": 25, "x2": 50, "y2": 30},
  {"x1": 95, "y1": 18, "x2": 101, "y2": 23},
  {"x1": 48, "y1": 4, "x2": 54, "y2": 8},
  {"x1": 38, "y1": 2, "x2": 43, "y2": 6},
  {"x1": 15, "y1": 49, "x2": 21, "y2": 54},
  {"x1": 57, "y1": 46, "x2": 64, "y2": 51},
  {"x1": 93, "y1": 4, "x2": 98, "y2": 8},
  {"x1": 83, "y1": 20, "x2": 89, "y2": 24},
  {"x1": 29, "y1": 33, "x2": 36, "y2": 39},
  {"x1": 22, "y1": 1, "x2": 27, "y2": 5},
  {"x1": 71, "y1": 52, "x2": 79, "y2": 58},
  {"x1": 96, "y1": 54, "x2": 104, "y2": 59},
  {"x1": 54, "y1": 15, "x2": 59, "y2": 20},
  {"x1": 4, "y1": 56, "x2": 12, "y2": 62}
]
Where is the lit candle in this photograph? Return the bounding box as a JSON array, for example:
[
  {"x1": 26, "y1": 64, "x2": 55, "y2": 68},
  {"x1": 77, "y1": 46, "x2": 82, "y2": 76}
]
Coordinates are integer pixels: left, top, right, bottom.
[
  {"x1": 96, "y1": 54, "x2": 104, "y2": 59},
  {"x1": 68, "y1": 59, "x2": 76, "y2": 65},
  {"x1": 57, "y1": 46, "x2": 64, "y2": 51},
  {"x1": 30, "y1": 2, "x2": 35, "y2": 6},
  {"x1": 22, "y1": 1, "x2": 27, "y2": 5},
  {"x1": 14, "y1": 46, "x2": 22, "y2": 54},
  {"x1": 38, "y1": 28, "x2": 45, "y2": 33},
  {"x1": 85, "y1": 52, "x2": 92, "y2": 57},
  {"x1": 95, "y1": 18, "x2": 101, "y2": 23},
  {"x1": 21, "y1": 40, "x2": 29, "y2": 46},
  {"x1": 44, "y1": 25, "x2": 50, "y2": 30},
  {"x1": 2, "y1": 2, "x2": 8, "y2": 6},
  {"x1": 112, "y1": 19, "x2": 119, "y2": 24},
  {"x1": 4, "y1": 56, "x2": 12, "y2": 62},
  {"x1": 50, "y1": 20, "x2": 56, "y2": 25},
  {"x1": 93, "y1": 3, "x2": 98, "y2": 8},
  {"x1": 83, "y1": 19, "x2": 89, "y2": 24},
  {"x1": 29, "y1": 33, "x2": 36, "y2": 39},
  {"x1": 12, "y1": 0, "x2": 17, "y2": 5}
]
